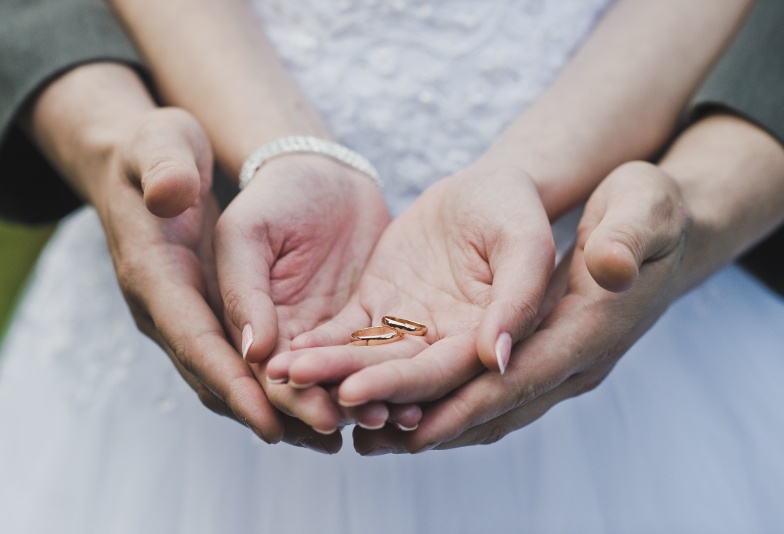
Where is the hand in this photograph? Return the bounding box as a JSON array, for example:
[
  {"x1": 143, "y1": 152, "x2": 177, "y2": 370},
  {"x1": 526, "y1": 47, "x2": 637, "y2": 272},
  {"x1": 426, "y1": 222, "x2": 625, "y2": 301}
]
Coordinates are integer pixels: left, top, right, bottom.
[
  {"x1": 93, "y1": 107, "x2": 285, "y2": 443},
  {"x1": 350, "y1": 161, "x2": 691, "y2": 453},
  {"x1": 211, "y1": 155, "x2": 418, "y2": 439},
  {"x1": 266, "y1": 166, "x2": 556, "y2": 433}
]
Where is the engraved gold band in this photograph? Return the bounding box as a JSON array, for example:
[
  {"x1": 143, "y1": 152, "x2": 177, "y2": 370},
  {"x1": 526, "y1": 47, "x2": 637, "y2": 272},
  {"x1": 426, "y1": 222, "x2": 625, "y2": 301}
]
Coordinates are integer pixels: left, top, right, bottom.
[
  {"x1": 381, "y1": 316, "x2": 428, "y2": 336},
  {"x1": 350, "y1": 326, "x2": 403, "y2": 346}
]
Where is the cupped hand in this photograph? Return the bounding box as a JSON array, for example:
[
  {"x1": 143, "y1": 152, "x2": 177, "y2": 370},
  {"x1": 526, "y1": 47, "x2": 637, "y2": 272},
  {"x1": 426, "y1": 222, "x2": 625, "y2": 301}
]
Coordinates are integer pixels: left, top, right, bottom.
[
  {"x1": 212, "y1": 154, "x2": 409, "y2": 437},
  {"x1": 351, "y1": 161, "x2": 691, "y2": 454},
  {"x1": 265, "y1": 166, "x2": 556, "y2": 431},
  {"x1": 96, "y1": 107, "x2": 285, "y2": 443}
]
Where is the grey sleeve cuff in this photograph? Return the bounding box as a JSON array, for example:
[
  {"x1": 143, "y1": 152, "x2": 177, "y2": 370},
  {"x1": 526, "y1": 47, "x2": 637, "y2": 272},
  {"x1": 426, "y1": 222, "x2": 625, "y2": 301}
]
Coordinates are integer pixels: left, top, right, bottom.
[
  {"x1": 687, "y1": 0, "x2": 784, "y2": 145},
  {"x1": 0, "y1": 0, "x2": 146, "y2": 223},
  {"x1": 686, "y1": 0, "x2": 784, "y2": 295}
]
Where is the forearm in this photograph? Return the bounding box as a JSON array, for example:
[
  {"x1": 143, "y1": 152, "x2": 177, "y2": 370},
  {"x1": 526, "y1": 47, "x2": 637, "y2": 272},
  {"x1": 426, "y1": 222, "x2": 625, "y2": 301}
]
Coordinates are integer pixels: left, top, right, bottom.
[
  {"x1": 479, "y1": 0, "x2": 753, "y2": 219},
  {"x1": 109, "y1": 0, "x2": 331, "y2": 179},
  {"x1": 657, "y1": 114, "x2": 784, "y2": 295},
  {"x1": 23, "y1": 63, "x2": 155, "y2": 213}
]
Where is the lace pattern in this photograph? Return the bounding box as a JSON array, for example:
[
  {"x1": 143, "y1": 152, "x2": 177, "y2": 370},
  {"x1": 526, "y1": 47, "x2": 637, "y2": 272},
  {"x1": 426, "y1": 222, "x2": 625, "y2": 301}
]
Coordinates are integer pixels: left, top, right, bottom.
[{"x1": 253, "y1": 0, "x2": 612, "y2": 214}]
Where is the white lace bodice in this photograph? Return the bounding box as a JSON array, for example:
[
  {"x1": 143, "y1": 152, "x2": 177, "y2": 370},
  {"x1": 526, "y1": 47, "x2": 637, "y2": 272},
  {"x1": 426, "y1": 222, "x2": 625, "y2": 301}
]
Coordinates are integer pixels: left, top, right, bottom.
[{"x1": 252, "y1": 0, "x2": 612, "y2": 213}]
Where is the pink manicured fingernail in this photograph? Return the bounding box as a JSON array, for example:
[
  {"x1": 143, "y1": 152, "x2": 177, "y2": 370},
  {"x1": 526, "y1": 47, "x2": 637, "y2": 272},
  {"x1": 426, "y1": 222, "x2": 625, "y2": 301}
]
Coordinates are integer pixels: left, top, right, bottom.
[
  {"x1": 495, "y1": 332, "x2": 512, "y2": 374},
  {"x1": 313, "y1": 426, "x2": 338, "y2": 436},
  {"x1": 242, "y1": 324, "x2": 253, "y2": 361},
  {"x1": 392, "y1": 422, "x2": 419, "y2": 432}
]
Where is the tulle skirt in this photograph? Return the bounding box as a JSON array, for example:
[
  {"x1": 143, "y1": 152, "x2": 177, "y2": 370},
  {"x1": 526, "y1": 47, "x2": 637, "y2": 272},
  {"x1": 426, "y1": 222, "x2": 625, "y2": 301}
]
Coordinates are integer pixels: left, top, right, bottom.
[{"x1": 2, "y1": 207, "x2": 783, "y2": 533}]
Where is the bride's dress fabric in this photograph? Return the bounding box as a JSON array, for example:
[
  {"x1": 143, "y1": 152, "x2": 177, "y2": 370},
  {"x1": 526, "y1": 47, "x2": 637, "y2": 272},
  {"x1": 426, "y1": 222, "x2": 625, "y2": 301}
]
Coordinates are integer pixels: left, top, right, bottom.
[{"x1": 3, "y1": 1, "x2": 784, "y2": 532}]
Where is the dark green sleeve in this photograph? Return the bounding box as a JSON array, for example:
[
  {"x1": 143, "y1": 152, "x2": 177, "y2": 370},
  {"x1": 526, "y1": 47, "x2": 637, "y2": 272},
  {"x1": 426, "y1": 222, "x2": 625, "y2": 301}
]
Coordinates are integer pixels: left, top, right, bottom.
[
  {"x1": 0, "y1": 0, "x2": 144, "y2": 224},
  {"x1": 688, "y1": 0, "x2": 784, "y2": 295}
]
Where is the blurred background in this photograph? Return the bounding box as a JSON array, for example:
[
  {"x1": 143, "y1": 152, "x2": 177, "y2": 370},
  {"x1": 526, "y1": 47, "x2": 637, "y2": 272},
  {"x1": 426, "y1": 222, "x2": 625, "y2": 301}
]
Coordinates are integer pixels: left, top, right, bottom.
[{"x1": 0, "y1": 221, "x2": 52, "y2": 341}]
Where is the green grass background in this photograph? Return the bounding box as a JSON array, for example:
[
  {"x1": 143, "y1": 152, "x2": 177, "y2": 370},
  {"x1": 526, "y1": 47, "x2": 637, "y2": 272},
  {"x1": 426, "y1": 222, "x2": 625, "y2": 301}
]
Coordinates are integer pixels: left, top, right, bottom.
[{"x1": 0, "y1": 221, "x2": 53, "y2": 341}]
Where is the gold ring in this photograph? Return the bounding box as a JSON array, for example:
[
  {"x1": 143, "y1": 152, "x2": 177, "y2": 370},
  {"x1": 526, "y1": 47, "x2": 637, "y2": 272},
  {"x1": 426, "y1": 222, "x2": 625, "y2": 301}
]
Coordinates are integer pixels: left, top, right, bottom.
[
  {"x1": 350, "y1": 326, "x2": 404, "y2": 346},
  {"x1": 381, "y1": 316, "x2": 428, "y2": 336}
]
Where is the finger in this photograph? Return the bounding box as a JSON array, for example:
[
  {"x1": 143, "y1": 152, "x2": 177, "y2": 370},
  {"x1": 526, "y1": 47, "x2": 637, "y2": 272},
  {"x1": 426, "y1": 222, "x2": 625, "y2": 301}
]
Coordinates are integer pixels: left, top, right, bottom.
[
  {"x1": 387, "y1": 403, "x2": 423, "y2": 431},
  {"x1": 267, "y1": 336, "x2": 426, "y2": 387},
  {"x1": 435, "y1": 379, "x2": 576, "y2": 450},
  {"x1": 354, "y1": 312, "x2": 584, "y2": 454},
  {"x1": 289, "y1": 300, "x2": 370, "y2": 350},
  {"x1": 280, "y1": 416, "x2": 343, "y2": 455},
  {"x1": 438, "y1": 360, "x2": 616, "y2": 450},
  {"x1": 582, "y1": 162, "x2": 687, "y2": 293},
  {"x1": 214, "y1": 213, "x2": 279, "y2": 364},
  {"x1": 141, "y1": 279, "x2": 285, "y2": 443},
  {"x1": 262, "y1": 379, "x2": 344, "y2": 435},
  {"x1": 123, "y1": 108, "x2": 212, "y2": 218},
  {"x1": 537, "y1": 247, "x2": 573, "y2": 322},
  {"x1": 133, "y1": 310, "x2": 236, "y2": 420},
  {"x1": 338, "y1": 335, "x2": 482, "y2": 406},
  {"x1": 345, "y1": 402, "x2": 390, "y2": 431},
  {"x1": 476, "y1": 190, "x2": 555, "y2": 374}
]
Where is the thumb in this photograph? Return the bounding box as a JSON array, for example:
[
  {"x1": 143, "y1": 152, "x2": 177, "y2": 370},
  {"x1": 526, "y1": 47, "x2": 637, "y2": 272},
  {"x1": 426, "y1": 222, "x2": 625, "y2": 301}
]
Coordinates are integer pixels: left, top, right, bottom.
[
  {"x1": 583, "y1": 162, "x2": 687, "y2": 293},
  {"x1": 476, "y1": 212, "x2": 555, "y2": 375},
  {"x1": 214, "y1": 209, "x2": 279, "y2": 364},
  {"x1": 123, "y1": 108, "x2": 212, "y2": 218}
]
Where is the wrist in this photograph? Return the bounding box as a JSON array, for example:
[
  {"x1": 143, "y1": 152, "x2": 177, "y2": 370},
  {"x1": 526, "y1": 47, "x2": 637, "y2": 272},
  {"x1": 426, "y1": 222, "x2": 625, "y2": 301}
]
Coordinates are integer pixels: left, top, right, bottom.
[
  {"x1": 660, "y1": 114, "x2": 784, "y2": 295},
  {"x1": 246, "y1": 152, "x2": 386, "y2": 201},
  {"x1": 477, "y1": 109, "x2": 628, "y2": 221},
  {"x1": 239, "y1": 136, "x2": 381, "y2": 191},
  {"x1": 26, "y1": 63, "x2": 156, "y2": 211}
]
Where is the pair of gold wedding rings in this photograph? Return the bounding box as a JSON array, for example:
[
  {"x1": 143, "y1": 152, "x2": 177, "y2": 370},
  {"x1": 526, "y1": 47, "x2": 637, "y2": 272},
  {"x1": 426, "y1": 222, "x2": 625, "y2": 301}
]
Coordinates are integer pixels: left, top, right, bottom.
[{"x1": 350, "y1": 316, "x2": 428, "y2": 346}]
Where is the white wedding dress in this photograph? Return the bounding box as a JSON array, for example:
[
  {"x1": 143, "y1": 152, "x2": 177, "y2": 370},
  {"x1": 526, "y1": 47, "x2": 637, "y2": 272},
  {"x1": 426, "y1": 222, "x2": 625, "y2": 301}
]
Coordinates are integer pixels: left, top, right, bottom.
[{"x1": 3, "y1": 1, "x2": 784, "y2": 532}]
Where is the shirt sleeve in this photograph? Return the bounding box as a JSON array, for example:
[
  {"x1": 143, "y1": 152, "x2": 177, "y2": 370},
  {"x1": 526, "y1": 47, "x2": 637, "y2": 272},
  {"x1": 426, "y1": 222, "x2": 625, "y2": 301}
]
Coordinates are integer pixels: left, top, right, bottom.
[
  {"x1": 0, "y1": 0, "x2": 145, "y2": 224},
  {"x1": 687, "y1": 0, "x2": 784, "y2": 295},
  {"x1": 688, "y1": 0, "x2": 784, "y2": 144}
]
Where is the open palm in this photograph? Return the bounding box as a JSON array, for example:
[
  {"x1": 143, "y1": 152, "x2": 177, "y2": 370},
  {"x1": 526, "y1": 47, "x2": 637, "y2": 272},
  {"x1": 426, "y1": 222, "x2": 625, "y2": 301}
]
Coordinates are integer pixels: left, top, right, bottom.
[
  {"x1": 266, "y1": 166, "x2": 556, "y2": 431},
  {"x1": 212, "y1": 155, "x2": 422, "y2": 440}
]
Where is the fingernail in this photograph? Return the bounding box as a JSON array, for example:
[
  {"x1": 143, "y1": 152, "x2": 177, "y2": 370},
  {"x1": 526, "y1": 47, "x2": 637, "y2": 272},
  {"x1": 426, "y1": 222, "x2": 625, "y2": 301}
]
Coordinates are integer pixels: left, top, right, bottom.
[
  {"x1": 412, "y1": 442, "x2": 437, "y2": 454},
  {"x1": 289, "y1": 380, "x2": 315, "y2": 389},
  {"x1": 357, "y1": 421, "x2": 386, "y2": 430},
  {"x1": 360, "y1": 446, "x2": 396, "y2": 457},
  {"x1": 495, "y1": 332, "x2": 512, "y2": 374},
  {"x1": 242, "y1": 324, "x2": 253, "y2": 361},
  {"x1": 299, "y1": 438, "x2": 333, "y2": 455},
  {"x1": 249, "y1": 425, "x2": 272, "y2": 445},
  {"x1": 392, "y1": 421, "x2": 419, "y2": 432},
  {"x1": 313, "y1": 426, "x2": 338, "y2": 435},
  {"x1": 266, "y1": 375, "x2": 287, "y2": 385},
  {"x1": 338, "y1": 398, "x2": 367, "y2": 408}
]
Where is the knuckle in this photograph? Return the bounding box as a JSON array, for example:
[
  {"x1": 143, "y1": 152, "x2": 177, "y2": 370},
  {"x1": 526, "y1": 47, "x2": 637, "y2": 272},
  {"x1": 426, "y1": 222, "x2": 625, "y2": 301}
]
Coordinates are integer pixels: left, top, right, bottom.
[
  {"x1": 127, "y1": 311, "x2": 149, "y2": 336},
  {"x1": 170, "y1": 338, "x2": 196, "y2": 377},
  {"x1": 511, "y1": 299, "x2": 540, "y2": 337},
  {"x1": 197, "y1": 388, "x2": 231, "y2": 418},
  {"x1": 222, "y1": 286, "x2": 244, "y2": 328},
  {"x1": 570, "y1": 371, "x2": 605, "y2": 397},
  {"x1": 437, "y1": 394, "x2": 476, "y2": 437},
  {"x1": 115, "y1": 262, "x2": 140, "y2": 297},
  {"x1": 510, "y1": 373, "x2": 558, "y2": 409},
  {"x1": 610, "y1": 224, "x2": 647, "y2": 263},
  {"x1": 476, "y1": 421, "x2": 515, "y2": 446}
]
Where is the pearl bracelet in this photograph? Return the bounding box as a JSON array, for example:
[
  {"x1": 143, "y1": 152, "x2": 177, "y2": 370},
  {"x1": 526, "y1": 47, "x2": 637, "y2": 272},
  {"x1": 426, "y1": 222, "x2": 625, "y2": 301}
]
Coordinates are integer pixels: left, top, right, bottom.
[{"x1": 238, "y1": 136, "x2": 383, "y2": 190}]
